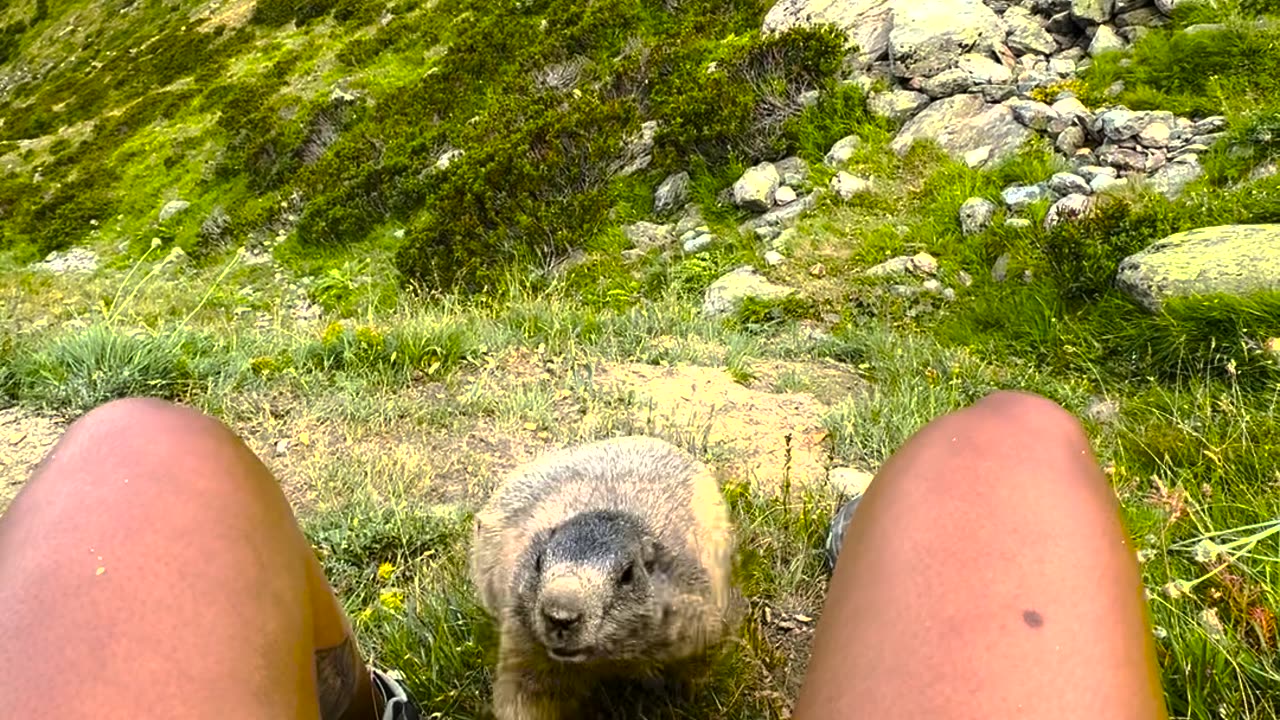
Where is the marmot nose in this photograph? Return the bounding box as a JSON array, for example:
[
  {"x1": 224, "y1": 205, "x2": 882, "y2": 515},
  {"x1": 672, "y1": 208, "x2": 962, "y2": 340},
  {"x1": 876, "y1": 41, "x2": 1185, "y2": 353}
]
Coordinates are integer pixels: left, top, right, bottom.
[{"x1": 541, "y1": 606, "x2": 583, "y2": 632}]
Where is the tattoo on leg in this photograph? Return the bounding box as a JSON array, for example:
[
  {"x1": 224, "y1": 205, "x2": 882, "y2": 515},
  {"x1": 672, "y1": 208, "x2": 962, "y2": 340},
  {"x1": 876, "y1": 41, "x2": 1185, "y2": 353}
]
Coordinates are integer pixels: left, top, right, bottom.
[{"x1": 315, "y1": 634, "x2": 358, "y2": 720}]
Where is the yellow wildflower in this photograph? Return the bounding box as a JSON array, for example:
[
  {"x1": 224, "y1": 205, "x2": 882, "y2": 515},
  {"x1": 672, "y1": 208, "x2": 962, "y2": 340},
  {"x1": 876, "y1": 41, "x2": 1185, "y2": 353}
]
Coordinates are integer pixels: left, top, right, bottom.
[
  {"x1": 377, "y1": 562, "x2": 395, "y2": 582},
  {"x1": 380, "y1": 589, "x2": 405, "y2": 612}
]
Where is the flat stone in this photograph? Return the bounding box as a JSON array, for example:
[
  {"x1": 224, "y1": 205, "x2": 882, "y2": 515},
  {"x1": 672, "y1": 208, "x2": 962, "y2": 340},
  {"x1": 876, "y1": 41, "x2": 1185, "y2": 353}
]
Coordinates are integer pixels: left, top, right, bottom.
[
  {"x1": 964, "y1": 146, "x2": 992, "y2": 167},
  {"x1": 869, "y1": 89, "x2": 932, "y2": 123},
  {"x1": 1051, "y1": 96, "x2": 1092, "y2": 124},
  {"x1": 1077, "y1": 165, "x2": 1119, "y2": 182},
  {"x1": 774, "y1": 186, "x2": 798, "y2": 205},
  {"x1": 1049, "y1": 57, "x2": 1077, "y2": 75},
  {"x1": 1005, "y1": 98, "x2": 1067, "y2": 133},
  {"x1": 764, "y1": 250, "x2": 786, "y2": 267},
  {"x1": 892, "y1": 93, "x2": 1035, "y2": 164},
  {"x1": 1138, "y1": 122, "x2": 1171, "y2": 148},
  {"x1": 922, "y1": 68, "x2": 976, "y2": 98},
  {"x1": 864, "y1": 252, "x2": 939, "y2": 278},
  {"x1": 702, "y1": 266, "x2": 797, "y2": 318},
  {"x1": 1147, "y1": 159, "x2": 1203, "y2": 199},
  {"x1": 958, "y1": 53, "x2": 1014, "y2": 85},
  {"x1": 1116, "y1": 225, "x2": 1280, "y2": 312},
  {"x1": 1091, "y1": 174, "x2": 1129, "y2": 193},
  {"x1": 978, "y1": 84, "x2": 1019, "y2": 102},
  {"x1": 1002, "y1": 184, "x2": 1049, "y2": 210}
]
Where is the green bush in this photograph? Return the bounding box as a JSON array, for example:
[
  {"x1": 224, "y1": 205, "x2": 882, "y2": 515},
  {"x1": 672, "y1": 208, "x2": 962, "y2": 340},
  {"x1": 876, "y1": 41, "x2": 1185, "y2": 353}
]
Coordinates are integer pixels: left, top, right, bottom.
[{"x1": 394, "y1": 92, "x2": 635, "y2": 292}]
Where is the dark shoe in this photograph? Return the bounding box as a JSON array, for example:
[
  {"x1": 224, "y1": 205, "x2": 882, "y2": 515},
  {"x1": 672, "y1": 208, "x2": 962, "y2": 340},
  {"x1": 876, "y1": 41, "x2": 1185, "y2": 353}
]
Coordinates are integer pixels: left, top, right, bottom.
[
  {"x1": 371, "y1": 667, "x2": 422, "y2": 720},
  {"x1": 824, "y1": 495, "x2": 863, "y2": 574}
]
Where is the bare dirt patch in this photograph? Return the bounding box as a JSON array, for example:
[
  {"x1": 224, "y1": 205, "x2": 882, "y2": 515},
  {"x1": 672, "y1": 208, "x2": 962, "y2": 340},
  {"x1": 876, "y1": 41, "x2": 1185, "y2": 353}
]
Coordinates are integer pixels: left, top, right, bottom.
[
  {"x1": 0, "y1": 406, "x2": 67, "y2": 513},
  {"x1": 592, "y1": 360, "x2": 867, "y2": 496}
]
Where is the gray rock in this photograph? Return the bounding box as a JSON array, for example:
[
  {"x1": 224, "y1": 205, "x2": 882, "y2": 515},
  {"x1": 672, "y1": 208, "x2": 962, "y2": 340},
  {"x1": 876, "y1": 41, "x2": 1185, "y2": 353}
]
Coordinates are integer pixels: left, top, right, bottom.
[
  {"x1": 1116, "y1": 7, "x2": 1165, "y2": 26},
  {"x1": 1155, "y1": 0, "x2": 1185, "y2": 13},
  {"x1": 1049, "y1": 57, "x2": 1078, "y2": 75},
  {"x1": 1004, "y1": 7, "x2": 1059, "y2": 55},
  {"x1": 964, "y1": 146, "x2": 993, "y2": 168},
  {"x1": 435, "y1": 149, "x2": 464, "y2": 170},
  {"x1": 1006, "y1": 98, "x2": 1068, "y2": 133},
  {"x1": 1057, "y1": 46, "x2": 1089, "y2": 61},
  {"x1": 654, "y1": 171, "x2": 690, "y2": 215},
  {"x1": 1091, "y1": 174, "x2": 1130, "y2": 193},
  {"x1": 869, "y1": 90, "x2": 932, "y2": 123},
  {"x1": 675, "y1": 205, "x2": 706, "y2": 236},
  {"x1": 960, "y1": 197, "x2": 998, "y2": 235},
  {"x1": 774, "y1": 156, "x2": 810, "y2": 186},
  {"x1": 683, "y1": 233, "x2": 716, "y2": 254},
  {"x1": 942, "y1": 287, "x2": 958, "y2": 301},
  {"x1": 889, "y1": 0, "x2": 1009, "y2": 78},
  {"x1": 892, "y1": 94, "x2": 1035, "y2": 164},
  {"x1": 958, "y1": 270, "x2": 974, "y2": 286},
  {"x1": 774, "y1": 185, "x2": 798, "y2": 205},
  {"x1": 1057, "y1": 125, "x2": 1087, "y2": 154},
  {"x1": 616, "y1": 121, "x2": 658, "y2": 176},
  {"x1": 732, "y1": 162, "x2": 782, "y2": 212},
  {"x1": 1195, "y1": 116, "x2": 1227, "y2": 134},
  {"x1": 159, "y1": 200, "x2": 191, "y2": 222},
  {"x1": 737, "y1": 191, "x2": 823, "y2": 235},
  {"x1": 1116, "y1": 225, "x2": 1280, "y2": 312},
  {"x1": 1072, "y1": 0, "x2": 1115, "y2": 23},
  {"x1": 1089, "y1": 24, "x2": 1127, "y2": 55},
  {"x1": 978, "y1": 84, "x2": 1019, "y2": 102},
  {"x1": 1077, "y1": 165, "x2": 1119, "y2": 182},
  {"x1": 32, "y1": 247, "x2": 100, "y2": 274},
  {"x1": 763, "y1": 0, "x2": 895, "y2": 66},
  {"x1": 1044, "y1": 192, "x2": 1096, "y2": 228},
  {"x1": 958, "y1": 53, "x2": 1014, "y2": 84},
  {"x1": 764, "y1": 250, "x2": 786, "y2": 267},
  {"x1": 832, "y1": 172, "x2": 873, "y2": 200},
  {"x1": 922, "y1": 278, "x2": 944, "y2": 293},
  {"x1": 1099, "y1": 108, "x2": 1143, "y2": 140},
  {"x1": 1138, "y1": 122, "x2": 1171, "y2": 148},
  {"x1": 864, "y1": 252, "x2": 940, "y2": 277},
  {"x1": 992, "y1": 252, "x2": 1012, "y2": 281},
  {"x1": 1049, "y1": 172, "x2": 1093, "y2": 196},
  {"x1": 702, "y1": 266, "x2": 797, "y2": 318},
  {"x1": 1098, "y1": 145, "x2": 1149, "y2": 172},
  {"x1": 623, "y1": 221, "x2": 676, "y2": 249},
  {"x1": 1002, "y1": 184, "x2": 1048, "y2": 210},
  {"x1": 922, "y1": 68, "x2": 977, "y2": 98},
  {"x1": 1047, "y1": 10, "x2": 1077, "y2": 33},
  {"x1": 1051, "y1": 96, "x2": 1092, "y2": 124},
  {"x1": 825, "y1": 134, "x2": 863, "y2": 167},
  {"x1": 1147, "y1": 158, "x2": 1203, "y2": 199}
]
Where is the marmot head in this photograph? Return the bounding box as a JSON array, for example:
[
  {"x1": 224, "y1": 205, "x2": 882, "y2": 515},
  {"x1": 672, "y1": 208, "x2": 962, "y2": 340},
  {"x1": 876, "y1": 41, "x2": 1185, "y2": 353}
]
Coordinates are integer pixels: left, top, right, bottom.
[{"x1": 513, "y1": 509, "x2": 672, "y2": 665}]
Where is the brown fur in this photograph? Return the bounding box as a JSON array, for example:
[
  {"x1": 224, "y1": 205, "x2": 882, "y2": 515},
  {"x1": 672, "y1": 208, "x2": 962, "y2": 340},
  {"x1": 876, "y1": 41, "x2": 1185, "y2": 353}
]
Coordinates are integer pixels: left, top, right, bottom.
[{"x1": 469, "y1": 435, "x2": 738, "y2": 720}]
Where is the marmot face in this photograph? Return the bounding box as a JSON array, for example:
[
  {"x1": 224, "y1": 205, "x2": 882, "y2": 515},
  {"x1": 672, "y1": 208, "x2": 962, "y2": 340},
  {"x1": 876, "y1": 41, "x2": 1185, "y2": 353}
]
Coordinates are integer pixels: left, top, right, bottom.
[{"x1": 512, "y1": 510, "x2": 671, "y2": 665}]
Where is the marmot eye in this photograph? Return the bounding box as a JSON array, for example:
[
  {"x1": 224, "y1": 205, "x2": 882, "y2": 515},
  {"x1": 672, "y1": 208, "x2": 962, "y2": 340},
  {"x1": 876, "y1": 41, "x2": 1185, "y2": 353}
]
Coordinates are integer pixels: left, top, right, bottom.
[{"x1": 619, "y1": 561, "x2": 635, "y2": 586}]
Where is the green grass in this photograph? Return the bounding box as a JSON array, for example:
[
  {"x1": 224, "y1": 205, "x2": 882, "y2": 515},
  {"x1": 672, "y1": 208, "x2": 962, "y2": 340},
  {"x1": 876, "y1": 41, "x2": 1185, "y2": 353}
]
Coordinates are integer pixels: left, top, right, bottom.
[{"x1": 5, "y1": 0, "x2": 1280, "y2": 716}]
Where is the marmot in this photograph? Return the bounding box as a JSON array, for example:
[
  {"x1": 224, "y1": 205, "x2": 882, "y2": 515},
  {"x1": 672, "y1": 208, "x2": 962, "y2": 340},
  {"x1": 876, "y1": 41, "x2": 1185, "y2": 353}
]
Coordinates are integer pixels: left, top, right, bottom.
[{"x1": 469, "y1": 435, "x2": 738, "y2": 720}]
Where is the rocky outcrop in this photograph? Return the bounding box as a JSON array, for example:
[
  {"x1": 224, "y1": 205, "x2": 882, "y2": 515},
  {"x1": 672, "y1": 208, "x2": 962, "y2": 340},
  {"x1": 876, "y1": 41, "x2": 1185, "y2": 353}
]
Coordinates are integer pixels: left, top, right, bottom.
[
  {"x1": 762, "y1": 0, "x2": 895, "y2": 66},
  {"x1": 889, "y1": 0, "x2": 1008, "y2": 78},
  {"x1": 1116, "y1": 225, "x2": 1280, "y2": 312}
]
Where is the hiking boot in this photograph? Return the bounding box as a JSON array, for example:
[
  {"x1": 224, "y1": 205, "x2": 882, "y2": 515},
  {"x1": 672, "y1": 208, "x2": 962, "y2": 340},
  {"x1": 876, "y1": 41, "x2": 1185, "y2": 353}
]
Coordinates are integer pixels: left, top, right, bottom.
[
  {"x1": 823, "y1": 494, "x2": 863, "y2": 574},
  {"x1": 371, "y1": 667, "x2": 422, "y2": 720}
]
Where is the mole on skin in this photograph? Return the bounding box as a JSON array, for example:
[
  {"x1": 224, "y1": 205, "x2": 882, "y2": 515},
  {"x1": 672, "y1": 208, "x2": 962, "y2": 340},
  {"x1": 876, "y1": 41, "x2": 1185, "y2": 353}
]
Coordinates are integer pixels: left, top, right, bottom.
[{"x1": 1022, "y1": 610, "x2": 1045, "y2": 629}]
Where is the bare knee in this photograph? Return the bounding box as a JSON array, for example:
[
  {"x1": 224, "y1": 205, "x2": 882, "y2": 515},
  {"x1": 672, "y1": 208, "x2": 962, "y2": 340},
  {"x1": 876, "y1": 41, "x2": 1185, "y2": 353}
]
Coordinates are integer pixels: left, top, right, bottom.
[{"x1": 29, "y1": 396, "x2": 276, "y2": 512}]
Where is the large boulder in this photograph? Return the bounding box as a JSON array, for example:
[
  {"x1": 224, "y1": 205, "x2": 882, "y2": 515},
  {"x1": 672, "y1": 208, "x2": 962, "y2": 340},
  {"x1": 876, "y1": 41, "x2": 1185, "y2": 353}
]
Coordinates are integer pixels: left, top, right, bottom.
[
  {"x1": 1116, "y1": 225, "x2": 1280, "y2": 312},
  {"x1": 763, "y1": 0, "x2": 895, "y2": 66},
  {"x1": 1003, "y1": 7, "x2": 1058, "y2": 55},
  {"x1": 702, "y1": 266, "x2": 797, "y2": 318},
  {"x1": 892, "y1": 93, "x2": 1033, "y2": 164},
  {"x1": 888, "y1": 0, "x2": 1008, "y2": 78}
]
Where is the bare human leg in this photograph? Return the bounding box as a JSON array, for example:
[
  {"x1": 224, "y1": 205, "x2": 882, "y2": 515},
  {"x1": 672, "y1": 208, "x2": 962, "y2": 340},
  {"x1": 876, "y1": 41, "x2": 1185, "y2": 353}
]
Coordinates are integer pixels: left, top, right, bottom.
[
  {"x1": 0, "y1": 398, "x2": 415, "y2": 720},
  {"x1": 794, "y1": 390, "x2": 1168, "y2": 720}
]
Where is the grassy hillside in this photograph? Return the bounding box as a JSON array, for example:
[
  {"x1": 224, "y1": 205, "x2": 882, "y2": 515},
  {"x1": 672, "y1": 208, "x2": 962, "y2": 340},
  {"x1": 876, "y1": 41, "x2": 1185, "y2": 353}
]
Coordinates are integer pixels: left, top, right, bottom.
[{"x1": 4, "y1": 0, "x2": 1280, "y2": 718}]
